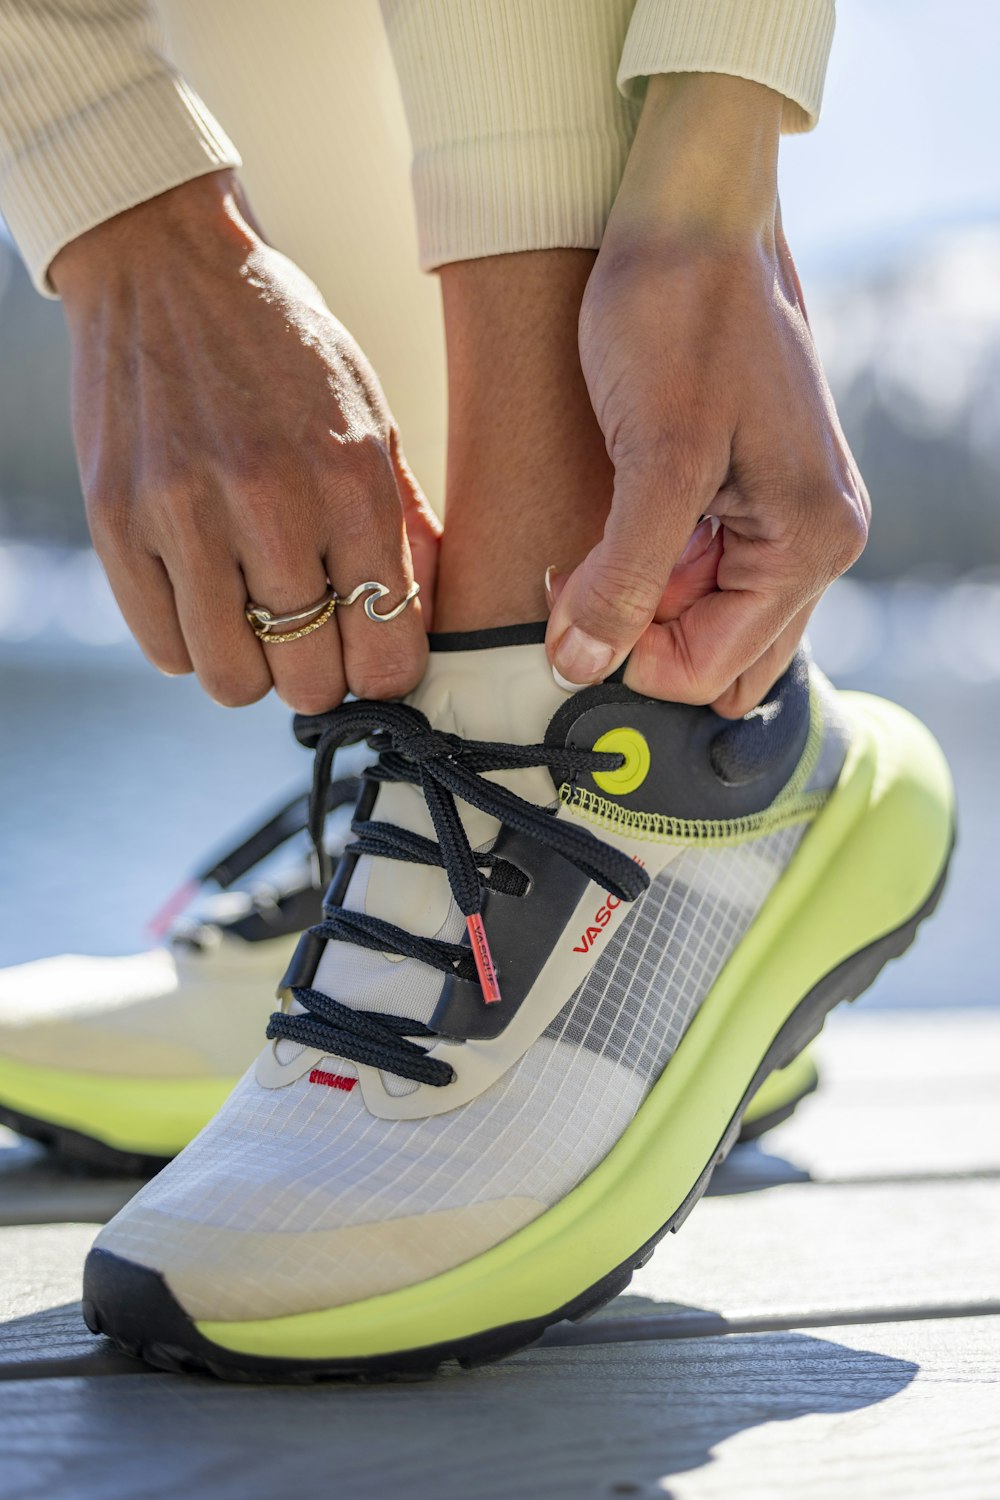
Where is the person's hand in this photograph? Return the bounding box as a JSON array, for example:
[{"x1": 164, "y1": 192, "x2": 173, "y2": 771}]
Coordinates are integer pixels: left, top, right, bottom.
[
  {"x1": 546, "y1": 75, "x2": 869, "y2": 717},
  {"x1": 51, "y1": 171, "x2": 440, "y2": 713}
]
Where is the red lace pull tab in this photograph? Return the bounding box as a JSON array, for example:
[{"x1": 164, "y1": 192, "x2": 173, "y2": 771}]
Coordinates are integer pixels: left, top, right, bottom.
[
  {"x1": 146, "y1": 878, "x2": 198, "y2": 940},
  {"x1": 466, "y1": 912, "x2": 502, "y2": 1005}
]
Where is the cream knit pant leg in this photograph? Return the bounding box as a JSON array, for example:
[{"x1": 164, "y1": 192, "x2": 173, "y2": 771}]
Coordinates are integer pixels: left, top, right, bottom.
[
  {"x1": 156, "y1": 0, "x2": 449, "y2": 512},
  {"x1": 380, "y1": 0, "x2": 641, "y2": 272},
  {"x1": 380, "y1": 0, "x2": 831, "y2": 274}
]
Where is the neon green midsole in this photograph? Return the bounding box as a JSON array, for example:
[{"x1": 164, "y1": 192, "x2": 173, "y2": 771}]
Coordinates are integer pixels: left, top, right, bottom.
[
  {"x1": 0, "y1": 1057, "x2": 236, "y2": 1157},
  {"x1": 196, "y1": 691, "x2": 954, "y2": 1362}
]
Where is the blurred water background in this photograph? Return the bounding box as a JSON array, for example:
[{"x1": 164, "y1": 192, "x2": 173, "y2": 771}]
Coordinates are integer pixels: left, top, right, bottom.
[{"x1": 0, "y1": 0, "x2": 996, "y2": 1008}]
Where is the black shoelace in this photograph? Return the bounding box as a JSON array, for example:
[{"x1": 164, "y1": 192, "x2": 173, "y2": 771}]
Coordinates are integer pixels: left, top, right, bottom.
[{"x1": 266, "y1": 700, "x2": 649, "y2": 1086}]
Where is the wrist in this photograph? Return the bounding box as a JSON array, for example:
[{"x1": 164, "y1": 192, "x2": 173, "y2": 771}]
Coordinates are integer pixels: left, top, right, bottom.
[
  {"x1": 607, "y1": 73, "x2": 782, "y2": 249},
  {"x1": 50, "y1": 170, "x2": 254, "y2": 300}
]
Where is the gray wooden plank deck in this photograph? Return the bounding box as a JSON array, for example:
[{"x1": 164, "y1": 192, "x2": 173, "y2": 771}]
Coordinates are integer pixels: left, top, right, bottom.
[
  {"x1": 1, "y1": 1320, "x2": 997, "y2": 1500},
  {"x1": 1, "y1": 1009, "x2": 998, "y2": 1499}
]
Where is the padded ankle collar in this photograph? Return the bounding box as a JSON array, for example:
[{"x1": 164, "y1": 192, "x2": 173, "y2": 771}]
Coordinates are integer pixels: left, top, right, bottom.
[{"x1": 427, "y1": 621, "x2": 549, "y2": 651}]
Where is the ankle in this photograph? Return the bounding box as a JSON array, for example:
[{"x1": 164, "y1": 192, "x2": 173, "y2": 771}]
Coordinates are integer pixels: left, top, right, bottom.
[{"x1": 435, "y1": 251, "x2": 613, "y2": 632}]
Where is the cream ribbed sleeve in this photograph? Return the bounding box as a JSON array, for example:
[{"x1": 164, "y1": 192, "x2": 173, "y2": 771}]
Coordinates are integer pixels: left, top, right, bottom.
[
  {"x1": 383, "y1": 0, "x2": 835, "y2": 269},
  {"x1": 381, "y1": 0, "x2": 641, "y2": 272},
  {"x1": 0, "y1": 1, "x2": 836, "y2": 294},
  {"x1": 619, "y1": 0, "x2": 835, "y2": 133},
  {"x1": 0, "y1": 0, "x2": 240, "y2": 295}
]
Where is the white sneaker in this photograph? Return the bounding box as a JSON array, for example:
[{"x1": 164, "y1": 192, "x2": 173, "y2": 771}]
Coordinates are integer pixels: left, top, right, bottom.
[{"x1": 83, "y1": 625, "x2": 953, "y2": 1377}]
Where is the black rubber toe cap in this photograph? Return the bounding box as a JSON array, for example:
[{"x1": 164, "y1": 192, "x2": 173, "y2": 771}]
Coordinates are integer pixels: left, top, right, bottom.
[
  {"x1": 83, "y1": 1248, "x2": 227, "y2": 1376},
  {"x1": 82, "y1": 1246, "x2": 560, "y2": 1383}
]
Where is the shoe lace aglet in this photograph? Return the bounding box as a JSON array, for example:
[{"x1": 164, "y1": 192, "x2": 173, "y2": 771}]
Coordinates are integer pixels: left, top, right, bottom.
[{"x1": 466, "y1": 912, "x2": 502, "y2": 1005}]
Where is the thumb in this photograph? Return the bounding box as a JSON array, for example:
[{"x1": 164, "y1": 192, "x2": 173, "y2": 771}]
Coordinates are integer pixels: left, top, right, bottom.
[
  {"x1": 546, "y1": 517, "x2": 720, "y2": 620},
  {"x1": 545, "y1": 513, "x2": 709, "y2": 690},
  {"x1": 546, "y1": 537, "x2": 659, "y2": 689}
]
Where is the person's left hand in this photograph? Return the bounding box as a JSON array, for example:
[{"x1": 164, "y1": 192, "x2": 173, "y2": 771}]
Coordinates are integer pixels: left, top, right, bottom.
[{"x1": 545, "y1": 74, "x2": 869, "y2": 717}]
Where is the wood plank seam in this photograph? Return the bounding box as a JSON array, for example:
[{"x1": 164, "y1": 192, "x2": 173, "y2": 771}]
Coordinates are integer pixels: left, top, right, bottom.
[{"x1": 541, "y1": 1300, "x2": 1000, "y2": 1348}]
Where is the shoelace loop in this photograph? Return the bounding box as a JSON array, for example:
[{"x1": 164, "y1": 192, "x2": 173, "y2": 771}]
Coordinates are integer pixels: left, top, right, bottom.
[{"x1": 267, "y1": 700, "x2": 650, "y2": 1085}]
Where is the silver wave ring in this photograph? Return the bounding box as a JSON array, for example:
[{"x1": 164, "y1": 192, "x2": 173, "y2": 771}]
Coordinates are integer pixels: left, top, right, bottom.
[{"x1": 338, "y1": 580, "x2": 420, "y2": 622}]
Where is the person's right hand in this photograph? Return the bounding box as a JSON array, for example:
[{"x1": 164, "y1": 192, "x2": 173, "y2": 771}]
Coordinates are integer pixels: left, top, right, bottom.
[{"x1": 50, "y1": 170, "x2": 440, "y2": 713}]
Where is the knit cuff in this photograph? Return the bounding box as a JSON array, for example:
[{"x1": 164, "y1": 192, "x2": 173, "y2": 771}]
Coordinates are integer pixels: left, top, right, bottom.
[
  {"x1": 382, "y1": 0, "x2": 640, "y2": 270},
  {"x1": 1, "y1": 68, "x2": 240, "y2": 296},
  {"x1": 618, "y1": 0, "x2": 836, "y2": 133}
]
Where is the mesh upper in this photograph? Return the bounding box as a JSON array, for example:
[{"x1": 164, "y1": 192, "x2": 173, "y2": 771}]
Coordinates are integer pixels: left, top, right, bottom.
[
  {"x1": 95, "y1": 824, "x2": 810, "y2": 1319},
  {"x1": 95, "y1": 648, "x2": 851, "y2": 1320}
]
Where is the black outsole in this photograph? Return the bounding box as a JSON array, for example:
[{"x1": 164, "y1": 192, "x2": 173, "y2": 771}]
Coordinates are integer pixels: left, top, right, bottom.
[
  {"x1": 82, "y1": 850, "x2": 952, "y2": 1383},
  {"x1": 0, "y1": 1105, "x2": 171, "y2": 1178}
]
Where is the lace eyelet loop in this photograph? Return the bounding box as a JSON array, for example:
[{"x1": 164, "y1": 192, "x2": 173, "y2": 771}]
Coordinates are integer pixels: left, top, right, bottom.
[{"x1": 591, "y1": 728, "x2": 651, "y2": 796}]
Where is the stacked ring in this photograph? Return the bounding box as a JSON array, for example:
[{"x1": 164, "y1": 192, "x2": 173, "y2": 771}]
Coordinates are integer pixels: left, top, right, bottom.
[
  {"x1": 245, "y1": 589, "x2": 337, "y2": 644},
  {"x1": 245, "y1": 579, "x2": 419, "y2": 644}
]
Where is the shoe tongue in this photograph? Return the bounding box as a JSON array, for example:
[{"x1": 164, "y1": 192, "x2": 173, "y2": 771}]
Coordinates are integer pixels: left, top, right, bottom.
[
  {"x1": 309, "y1": 626, "x2": 576, "y2": 1031},
  {"x1": 413, "y1": 626, "x2": 569, "y2": 744}
]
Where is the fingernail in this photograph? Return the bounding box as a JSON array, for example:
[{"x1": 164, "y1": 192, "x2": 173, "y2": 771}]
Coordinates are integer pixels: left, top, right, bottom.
[
  {"x1": 552, "y1": 666, "x2": 590, "y2": 693},
  {"x1": 679, "y1": 517, "x2": 715, "y2": 566},
  {"x1": 552, "y1": 626, "x2": 615, "y2": 690},
  {"x1": 544, "y1": 566, "x2": 569, "y2": 612}
]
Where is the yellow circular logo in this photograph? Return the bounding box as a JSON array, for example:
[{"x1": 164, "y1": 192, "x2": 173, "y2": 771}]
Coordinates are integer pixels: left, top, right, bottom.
[{"x1": 591, "y1": 727, "x2": 651, "y2": 796}]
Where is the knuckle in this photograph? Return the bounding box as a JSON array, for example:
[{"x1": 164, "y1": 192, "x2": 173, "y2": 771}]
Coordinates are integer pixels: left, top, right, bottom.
[
  {"x1": 341, "y1": 434, "x2": 394, "y2": 499},
  {"x1": 828, "y1": 501, "x2": 870, "y2": 572},
  {"x1": 86, "y1": 491, "x2": 138, "y2": 553},
  {"x1": 796, "y1": 481, "x2": 870, "y2": 579},
  {"x1": 669, "y1": 637, "x2": 728, "y2": 705},
  {"x1": 147, "y1": 473, "x2": 212, "y2": 532},
  {"x1": 713, "y1": 683, "x2": 755, "y2": 719},
  {"x1": 620, "y1": 431, "x2": 718, "y2": 499},
  {"x1": 236, "y1": 481, "x2": 312, "y2": 576},
  {"x1": 687, "y1": 674, "x2": 729, "y2": 708},
  {"x1": 246, "y1": 526, "x2": 304, "y2": 581},
  {"x1": 332, "y1": 444, "x2": 398, "y2": 529},
  {"x1": 585, "y1": 560, "x2": 660, "y2": 635}
]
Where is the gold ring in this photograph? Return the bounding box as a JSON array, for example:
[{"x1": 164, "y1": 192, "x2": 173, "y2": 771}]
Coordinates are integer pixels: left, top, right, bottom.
[{"x1": 245, "y1": 588, "x2": 337, "y2": 644}]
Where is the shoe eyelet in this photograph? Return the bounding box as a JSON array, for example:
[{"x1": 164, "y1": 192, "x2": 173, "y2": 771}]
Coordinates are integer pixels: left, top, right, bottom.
[{"x1": 591, "y1": 727, "x2": 650, "y2": 796}]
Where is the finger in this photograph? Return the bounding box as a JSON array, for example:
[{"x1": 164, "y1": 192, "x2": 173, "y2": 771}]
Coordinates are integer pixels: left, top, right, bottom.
[
  {"x1": 653, "y1": 516, "x2": 723, "y2": 621},
  {"x1": 545, "y1": 464, "x2": 705, "y2": 688},
  {"x1": 709, "y1": 600, "x2": 815, "y2": 719},
  {"x1": 96, "y1": 543, "x2": 193, "y2": 676},
  {"x1": 623, "y1": 532, "x2": 815, "y2": 705},
  {"x1": 389, "y1": 429, "x2": 441, "y2": 631},
  {"x1": 240, "y1": 548, "x2": 347, "y2": 716},
  {"x1": 166, "y1": 546, "x2": 273, "y2": 708},
  {"x1": 330, "y1": 446, "x2": 429, "y2": 701}
]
